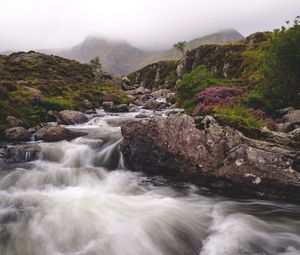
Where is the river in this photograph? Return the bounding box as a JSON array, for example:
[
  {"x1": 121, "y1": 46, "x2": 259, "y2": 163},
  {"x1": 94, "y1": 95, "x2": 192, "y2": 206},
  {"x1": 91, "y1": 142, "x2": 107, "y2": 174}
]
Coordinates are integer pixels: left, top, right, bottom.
[{"x1": 0, "y1": 109, "x2": 300, "y2": 255}]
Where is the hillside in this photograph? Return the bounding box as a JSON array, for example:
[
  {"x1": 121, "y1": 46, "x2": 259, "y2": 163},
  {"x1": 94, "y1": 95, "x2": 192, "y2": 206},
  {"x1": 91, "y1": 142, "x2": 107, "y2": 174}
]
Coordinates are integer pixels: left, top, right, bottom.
[
  {"x1": 135, "y1": 29, "x2": 244, "y2": 70},
  {"x1": 0, "y1": 51, "x2": 128, "y2": 134},
  {"x1": 48, "y1": 30, "x2": 244, "y2": 75}
]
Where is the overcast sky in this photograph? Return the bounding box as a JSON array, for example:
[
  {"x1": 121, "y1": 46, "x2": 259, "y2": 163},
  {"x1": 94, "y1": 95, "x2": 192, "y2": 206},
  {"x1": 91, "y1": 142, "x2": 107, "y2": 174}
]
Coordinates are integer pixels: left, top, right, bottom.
[{"x1": 0, "y1": 0, "x2": 299, "y2": 52}]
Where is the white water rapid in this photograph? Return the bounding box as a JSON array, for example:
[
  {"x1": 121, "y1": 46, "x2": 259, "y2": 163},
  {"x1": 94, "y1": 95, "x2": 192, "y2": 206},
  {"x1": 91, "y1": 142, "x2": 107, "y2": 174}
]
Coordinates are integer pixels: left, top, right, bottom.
[{"x1": 0, "y1": 109, "x2": 299, "y2": 255}]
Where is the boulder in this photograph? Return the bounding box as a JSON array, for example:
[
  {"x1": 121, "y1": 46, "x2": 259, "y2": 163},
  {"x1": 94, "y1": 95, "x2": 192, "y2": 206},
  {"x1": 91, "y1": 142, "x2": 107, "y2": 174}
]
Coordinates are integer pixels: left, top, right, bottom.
[
  {"x1": 59, "y1": 110, "x2": 89, "y2": 125},
  {"x1": 4, "y1": 127, "x2": 30, "y2": 142},
  {"x1": 290, "y1": 128, "x2": 300, "y2": 141},
  {"x1": 5, "y1": 144, "x2": 41, "y2": 163},
  {"x1": 143, "y1": 99, "x2": 166, "y2": 110},
  {"x1": 121, "y1": 115, "x2": 300, "y2": 203},
  {"x1": 150, "y1": 89, "x2": 171, "y2": 99},
  {"x1": 46, "y1": 110, "x2": 62, "y2": 123},
  {"x1": 6, "y1": 116, "x2": 27, "y2": 128},
  {"x1": 283, "y1": 110, "x2": 300, "y2": 125},
  {"x1": 35, "y1": 125, "x2": 82, "y2": 142},
  {"x1": 102, "y1": 101, "x2": 129, "y2": 113}
]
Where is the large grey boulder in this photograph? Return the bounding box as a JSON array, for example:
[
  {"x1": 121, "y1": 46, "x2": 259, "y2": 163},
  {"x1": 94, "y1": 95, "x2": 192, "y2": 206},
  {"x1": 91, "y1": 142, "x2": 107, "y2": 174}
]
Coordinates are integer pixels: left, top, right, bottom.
[
  {"x1": 35, "y1": 125, "x2": 82, "y2": 142},
  {"x1": 59, "y1": 110, "x2": 89, "y2": 125},
  {"x1": 121, "y1": 115, "x2": 300, "y2": 203},
  {"x1": 4, "y1": 127, "x2": 30, "y2": 142}
]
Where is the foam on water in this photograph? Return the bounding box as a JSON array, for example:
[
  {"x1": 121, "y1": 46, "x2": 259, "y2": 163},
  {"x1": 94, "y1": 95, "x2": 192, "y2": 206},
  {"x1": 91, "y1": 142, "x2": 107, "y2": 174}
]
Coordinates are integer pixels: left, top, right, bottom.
[{"x1": 0, "y1": 109, "x2": 299, "y2": 255}]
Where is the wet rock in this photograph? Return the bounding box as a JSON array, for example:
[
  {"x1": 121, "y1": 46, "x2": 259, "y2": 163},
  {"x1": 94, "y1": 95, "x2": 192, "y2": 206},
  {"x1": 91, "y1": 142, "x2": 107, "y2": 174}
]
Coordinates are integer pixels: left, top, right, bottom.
[
  {"x1": 5, "y1": 144, "x2": 41, "y2": 163},
  {"x1": 135, "y1": 114, "x2": 148, "y2": 119},
  {"x1": 4, "y1": 127, "x2": 30, "y2": 142},
  {"x1": 35, "y1": 125, "x2": 83, "y2": 142},
  {"x1": 102, "y1": 101, "x2": 129, "y2": 113},
  {"x1": 85, "y1": 109, "x2": 97, "y2": 115},
  {"x1": 6, "y1": 116, "x2": 27, "y2": 128},
  {"x1": 59, "y1": 110, "x2": 89, "y2": 125},
  {"x1": 102, "y1": 101, "x2": 114, "y2": 112},
  {"x1": 121, "y1": 115, "x2": 300, "y2": 203}
]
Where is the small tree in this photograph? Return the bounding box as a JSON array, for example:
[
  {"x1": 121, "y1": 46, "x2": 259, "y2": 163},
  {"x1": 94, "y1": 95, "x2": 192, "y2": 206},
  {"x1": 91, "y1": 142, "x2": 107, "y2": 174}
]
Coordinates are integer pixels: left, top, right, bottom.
[
  {"x1": 173, "y1": 41, "x2": 186, "y2": 57},
  {"x1": 89, "y1": 56, "x2": 102, "y2": 75}
]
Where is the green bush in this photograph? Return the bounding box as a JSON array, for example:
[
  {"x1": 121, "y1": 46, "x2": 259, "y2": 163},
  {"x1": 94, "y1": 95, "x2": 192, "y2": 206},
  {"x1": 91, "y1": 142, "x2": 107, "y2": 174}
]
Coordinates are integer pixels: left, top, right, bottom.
[
  {"x1": 176, "y1": 65, "x2": 230, "y2": 112},
  {"x1": 258, "y1": 17, "x2": 300, "y2": 110}
]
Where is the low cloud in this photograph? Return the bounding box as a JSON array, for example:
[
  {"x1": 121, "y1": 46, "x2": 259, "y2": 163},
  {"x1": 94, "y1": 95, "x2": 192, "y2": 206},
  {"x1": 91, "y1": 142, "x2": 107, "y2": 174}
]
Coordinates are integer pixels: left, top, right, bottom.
[{"x1": 0, "y1": 0, "x2": 299, "y2": 51}]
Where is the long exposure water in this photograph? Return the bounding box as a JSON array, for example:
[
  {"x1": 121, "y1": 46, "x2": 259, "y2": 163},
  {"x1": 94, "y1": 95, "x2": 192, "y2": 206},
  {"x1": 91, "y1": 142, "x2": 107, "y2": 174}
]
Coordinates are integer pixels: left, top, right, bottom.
[{"x1": 0, "y1": 109, "x2": 299, "y2": 255}]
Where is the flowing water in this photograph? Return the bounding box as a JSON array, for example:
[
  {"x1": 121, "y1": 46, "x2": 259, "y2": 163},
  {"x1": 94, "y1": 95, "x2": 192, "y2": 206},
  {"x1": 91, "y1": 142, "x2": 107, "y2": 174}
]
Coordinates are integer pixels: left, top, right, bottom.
[{"x1": 0, "y1": 109, "x2": 300, "y2": 255}]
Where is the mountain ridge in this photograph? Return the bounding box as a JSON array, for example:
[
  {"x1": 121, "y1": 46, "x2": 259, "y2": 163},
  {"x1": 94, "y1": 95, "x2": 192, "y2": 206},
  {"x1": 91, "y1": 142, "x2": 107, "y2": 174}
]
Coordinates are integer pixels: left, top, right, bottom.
[{"x1": 7, "y1": 29, "x2": 244, "y2": 76}]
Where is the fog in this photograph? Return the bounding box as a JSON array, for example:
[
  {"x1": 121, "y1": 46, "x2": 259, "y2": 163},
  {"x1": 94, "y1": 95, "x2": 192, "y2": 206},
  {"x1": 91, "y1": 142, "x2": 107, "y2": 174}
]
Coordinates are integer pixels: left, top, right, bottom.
[{"x1": 0, "y1": 0, "x2": 299, "y2": 52}]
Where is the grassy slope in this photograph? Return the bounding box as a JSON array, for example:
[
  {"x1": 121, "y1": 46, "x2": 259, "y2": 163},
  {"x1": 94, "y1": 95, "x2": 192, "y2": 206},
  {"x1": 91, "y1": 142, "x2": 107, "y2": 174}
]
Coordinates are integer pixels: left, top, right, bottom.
[{"x1": 0, "y1": 51, "x2": 129, "y2": 136}]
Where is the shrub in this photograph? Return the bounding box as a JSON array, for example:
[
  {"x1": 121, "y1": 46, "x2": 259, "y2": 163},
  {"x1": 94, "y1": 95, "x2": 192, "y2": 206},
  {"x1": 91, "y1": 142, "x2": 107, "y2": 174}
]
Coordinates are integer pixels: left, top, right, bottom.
[
  {"x1": 258, "y1": 17, "x2": 300, "y2": 110},
  {"x1": 176, "y1": 65, "x2": 230, "y2": 113},
  {"x1": 193, "y1": 86, "x2": 242, "y2": 115}
]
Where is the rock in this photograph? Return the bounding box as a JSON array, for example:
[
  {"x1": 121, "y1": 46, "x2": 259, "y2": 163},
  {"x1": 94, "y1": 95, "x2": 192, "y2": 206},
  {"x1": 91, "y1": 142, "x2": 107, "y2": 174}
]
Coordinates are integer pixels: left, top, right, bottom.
[
  {"x1": 150, "y1": 89, "x2": 171, "y2": 99},
  {"x1": 121, "y1": 115, "x2": 300, "y2": 203},
  {"x1": 277, "y1": 107, "x2": 295, "y2": 115},
  {"x1": 59, "y1": 110, "x2": 89, "y2": 125},
  {"x1": 103, "y1": 101, "x2": 114, "y2": 112},
  {"x1": 83, "y1": 99, "x2": 93, "y2": 109},
  {"x1": 6, "y1": 116, "x2": 27, "y2": 128},
  {"x1": 290, "y1": 128, "x2": 300, "y2": 141},
  {"x1": 4, "y1": 127, "x2": 30, "y2": 142},
  {"x1": 129, "y1": 104, "x2": 139, "y2": 112},
  {"x1": 135, "y1": 114, "x2": 148, "y2": 119},
  {"x1": 129, "y1": 86, "x2": 151, "y2": 96},
  {"x1": 283, "y1": 110, "x2": 300, "y2": 125},
  {"x1": 5, "y1": 144, "x2": 41, "y2": 163},
  {"x1": 102, "y1": 101, "x2": 129, "y2": 113},
  {"x1": 143, "y1": 99, "x2": 166, "y2": 110},
  {"x1": 35, "y1": 125, "x2": 83, "y2": 142},
  {"x1": 85, "y1": 110, "x2": 97, "y2": 115},
  {"x1": 46, "y1": 110, "x2": 62, "y2": 123}
]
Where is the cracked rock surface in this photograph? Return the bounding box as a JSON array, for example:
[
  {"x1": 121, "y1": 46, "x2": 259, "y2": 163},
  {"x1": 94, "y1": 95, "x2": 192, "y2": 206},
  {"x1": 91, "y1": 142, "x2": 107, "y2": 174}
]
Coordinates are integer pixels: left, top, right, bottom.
[{"x1": 121, "y1": 115, "x2": 300, "y2": 203}]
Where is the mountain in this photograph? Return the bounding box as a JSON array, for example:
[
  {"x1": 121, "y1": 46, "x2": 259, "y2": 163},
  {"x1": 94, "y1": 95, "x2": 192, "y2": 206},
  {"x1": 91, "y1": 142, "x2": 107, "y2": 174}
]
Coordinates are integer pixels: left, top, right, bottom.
[
  {"x1": 50, "y1": 29, "x2": 244, "y2": 75},
  {"x1": 135, "y1": 29, "x2": 244, "y2": 70},
  {"x1": 53, "y1": 37, "x2": 147, "y2": 76}
]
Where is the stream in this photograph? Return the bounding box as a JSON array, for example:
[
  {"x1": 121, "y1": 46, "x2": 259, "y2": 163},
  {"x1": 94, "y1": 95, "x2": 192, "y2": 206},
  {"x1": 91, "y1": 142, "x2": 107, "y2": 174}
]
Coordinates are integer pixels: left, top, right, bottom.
[{"x1": 0, "y1": 109, "x2": 300, "y2": 255}]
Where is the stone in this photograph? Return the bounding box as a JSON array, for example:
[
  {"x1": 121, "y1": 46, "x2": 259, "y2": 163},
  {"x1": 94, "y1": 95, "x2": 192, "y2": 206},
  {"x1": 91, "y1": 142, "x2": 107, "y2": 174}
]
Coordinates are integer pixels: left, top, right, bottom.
[
  {"x1": 4, "y1": 127, "x2": 30, "y2": 142},
  {"x1": 35, "y1": 125, "x2": 82, "y2": 142},
  {"x1": 121, "y1": 115, "x2": 300, "y2": 203},
  {"x1": 6, "y1": 116, "x2": 27, "y2": 128},
  {"x1": 5, "y1": 144, "x2": 41, "y2": 163},
  {"x1": 143, "y1": 99, "x2": 166, "y2": 110},
  {"x1": 46, "y1": 110, "x2": 62, "y2": 123},
  {"x1": 102, "y1": 101, "x2": 129, "y2": 113},
  {"x1": 59, "y1": 110, "x2": 89, "y2": 125},
  {"x1": 283, "y1": 110, "x2": 300, "y2": 125}
]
